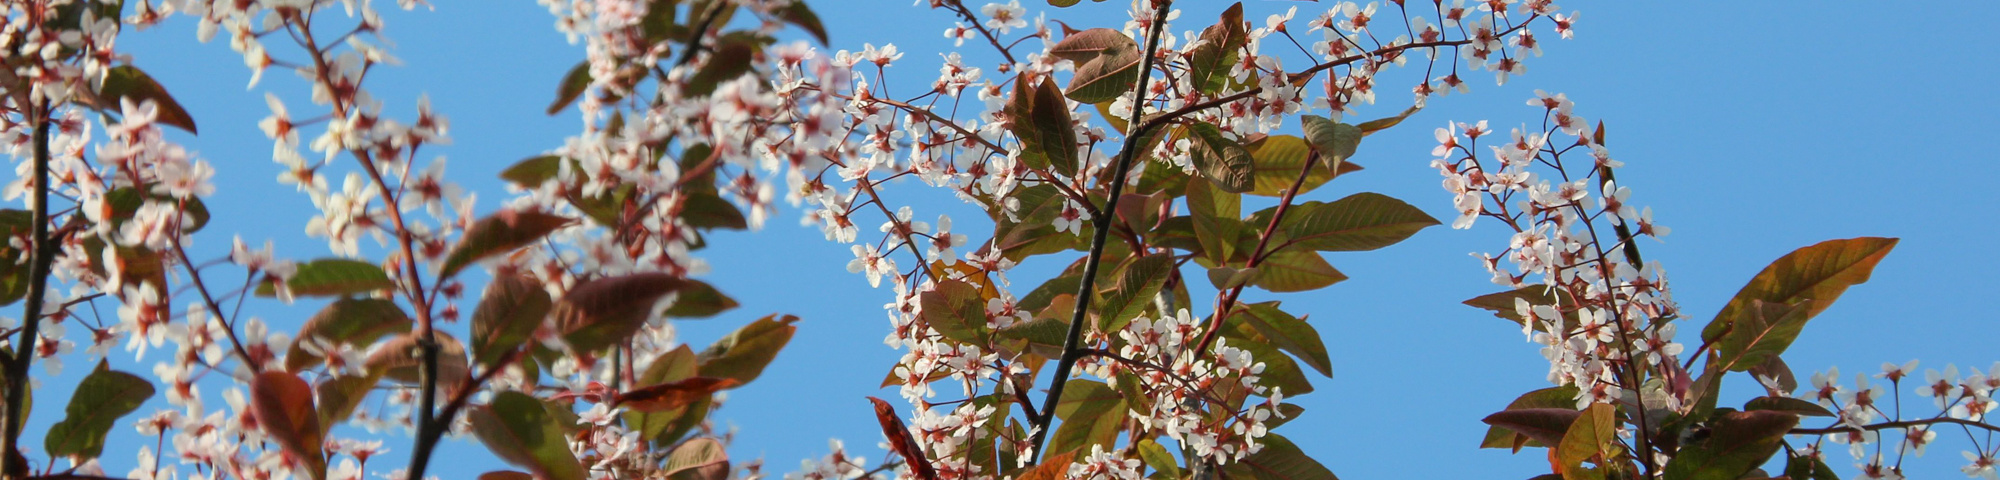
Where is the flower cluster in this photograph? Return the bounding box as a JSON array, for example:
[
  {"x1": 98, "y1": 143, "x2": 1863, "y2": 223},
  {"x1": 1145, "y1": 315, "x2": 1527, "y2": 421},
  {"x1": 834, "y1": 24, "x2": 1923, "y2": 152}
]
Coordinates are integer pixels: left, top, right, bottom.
[
  {"x1": 1792, "y1": 362, "x2": 2000, "y2": 480},
  {"x1": 1433, "y1": 91, "x2": 1680, "y2": 410}
]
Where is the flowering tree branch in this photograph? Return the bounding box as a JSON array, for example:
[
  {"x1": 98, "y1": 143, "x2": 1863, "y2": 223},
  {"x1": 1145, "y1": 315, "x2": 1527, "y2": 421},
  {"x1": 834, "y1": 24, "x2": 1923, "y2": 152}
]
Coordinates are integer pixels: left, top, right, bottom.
[{"x1": 1028, "y1": 0, "x2": 1172, "y2": 465}]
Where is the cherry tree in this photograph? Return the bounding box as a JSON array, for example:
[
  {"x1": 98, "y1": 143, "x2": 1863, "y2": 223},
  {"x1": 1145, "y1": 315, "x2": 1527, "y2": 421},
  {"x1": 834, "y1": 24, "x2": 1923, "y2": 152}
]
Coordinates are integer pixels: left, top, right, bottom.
[{"x1": 0, "y1": 0, "x2": 1987, "y2": 480}]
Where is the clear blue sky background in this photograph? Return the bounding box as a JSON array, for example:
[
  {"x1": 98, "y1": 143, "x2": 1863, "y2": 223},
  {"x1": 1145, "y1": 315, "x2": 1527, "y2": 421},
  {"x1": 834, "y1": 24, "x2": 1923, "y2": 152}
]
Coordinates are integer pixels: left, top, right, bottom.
[{"x1": 21, "y1": 1, "x2": 1995, "y2": 479}]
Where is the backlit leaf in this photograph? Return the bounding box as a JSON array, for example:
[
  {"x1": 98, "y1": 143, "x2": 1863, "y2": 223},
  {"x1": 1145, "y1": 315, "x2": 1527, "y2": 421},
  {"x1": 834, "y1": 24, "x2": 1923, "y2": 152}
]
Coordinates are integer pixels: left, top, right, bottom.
[
  {"x1": 1048, "y1": 380, "x2": 1123, "y2": 457},
  {"x1": 1714, "y1": 299, "x2": 1809, "y2": 372},
  {"x1": 555, "y1": 273, "x2": 689, "y2": 353},
  {"x1": 44, "y1": 360, "x2": 154, "y2": 459},
  {"x1": 1185, "y1": 3, "x2": 1246, "y2": 95},
  {"x1": 472, "y1": 274, "x2": 553, "y2": 367},
  {"x1": 547, "y1": 61, "x2": 591, "y2": 115},
  {"x1": 251, "y1": 371, "x2": 326, "y2": 479},
  {"x1": 1249, "y1": 250, "x2": 1345, "y2": 292},
  {"x1": 1221, "y1": 433, "x2": 1339, "y2": 480},
  {"x1": 85, "y1": 65, "x2": 197, "y2": 133},
  {"x1": 1237, "y1": 303, "x2": 1331, "y2": 377},
  {"x1": 1247, "y1": 135, "x2": 1360, "y2": 197},
  {"x1": 617, "y1": 377, "x2": 741, "y2": 412},
  {"x1": 1279, "y1": 193, "x2": 1439, "y2": 252},
  {"x1": 439, "y1": 209, "x2": 576, "y2": 280},
  {"x1": 662, "y1": 279, "x2": 738, "y2": 318},
  {"x1": 1701, "y1": 237, "x2": 1897, "y2": 345},
  {"x1": 1300, "y1": 115, "x2": 1362, "y2": 166},
  {"x1": 1186, "y1": 122, "x2": 1255, "y2": 193},
  {"x1": 285, "y1": 298, "x2": 413, "y2": 373},
  {"x1": 1482, "y1": 408, "x2": 1583, "y2": 450},
  {"x1": 256, "y1": 258, "x2": 394, "y2": 298},
  {"x1": 1556, "y1": 403, "x2": 1615, "y2": 474},
  {"x1": 696, "y1": 314, "x2": 798, "y2": 384},
  {"x1": 471, "y1": 391, "x2": 588, "y2": 480},
  {"x1": 1097, "y1": 254, "x2": 1172, "y2": 333},
  {"x1": 921, "y1": 279, "x2": 990, "y2": 345},
  {"x1": 365, "y1": 332, "x2": 471, "y2": 395},
  {"x1": 1007, "y1": 75, "x2": 1081, "y2": 177},
  {"x1": 870, "y1": 397, "x2": 941, "y2": 480},
  {"x1": 1050, "y1": 29, "x2": 1141, "y2": 103},
  {"x1": 663, "y1": 437, "x2": 731, "y2": 480},
  {"x1": 1662, "y1": 410, "x2": 1798, "y2": 480}
]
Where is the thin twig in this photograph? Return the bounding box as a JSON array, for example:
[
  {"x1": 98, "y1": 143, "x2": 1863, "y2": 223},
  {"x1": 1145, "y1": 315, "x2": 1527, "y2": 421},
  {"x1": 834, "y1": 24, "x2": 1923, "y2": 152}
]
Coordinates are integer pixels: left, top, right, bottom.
[{"x1": 0, "y1": 101, "x2": 52, "y2": 478}]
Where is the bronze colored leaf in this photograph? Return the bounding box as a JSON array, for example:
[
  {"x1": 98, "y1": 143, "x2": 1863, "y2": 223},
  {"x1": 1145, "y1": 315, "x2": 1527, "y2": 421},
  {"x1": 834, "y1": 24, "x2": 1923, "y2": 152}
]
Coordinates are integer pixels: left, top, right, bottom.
[
  {"x1": 615, "y1": 377, "x2": 741, "y2": 412},
  {"x1": 251, "y1": 371, "x2": 326, "y2": 480},
  {"x1": 555, "y1": 272, "x2": 689, "y2": 353},
  {"x1": 438, "y1": 209, "x2": 576, "y2": 280},
  {"x1": 868, "y1": 397, "x2": 940, "y2": 480}
]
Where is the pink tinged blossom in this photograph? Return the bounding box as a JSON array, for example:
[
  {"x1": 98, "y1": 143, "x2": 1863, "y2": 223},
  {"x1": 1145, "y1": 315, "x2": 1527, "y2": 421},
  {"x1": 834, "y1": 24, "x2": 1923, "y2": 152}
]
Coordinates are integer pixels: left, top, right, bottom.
[{"x1": 980, "y1": 1, "x2": 1027, "y2": 35}]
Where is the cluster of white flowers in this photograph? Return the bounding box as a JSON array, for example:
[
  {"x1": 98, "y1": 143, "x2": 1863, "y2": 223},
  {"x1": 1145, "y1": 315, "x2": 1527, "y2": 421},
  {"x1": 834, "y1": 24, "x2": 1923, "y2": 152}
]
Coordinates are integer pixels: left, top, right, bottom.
[
  {"x1": 1796, "y1": 362, "x2": 2000, "y2": 479},
  {"x1": 1434, "y1": 91, "x2": 1679, "y2": 410}
]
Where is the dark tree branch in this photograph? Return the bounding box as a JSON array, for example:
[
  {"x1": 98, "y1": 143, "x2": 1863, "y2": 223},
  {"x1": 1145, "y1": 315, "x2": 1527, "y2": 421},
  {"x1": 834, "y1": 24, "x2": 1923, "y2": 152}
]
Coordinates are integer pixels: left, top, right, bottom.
[{"x1": 1027, "y1": 0, "x2": 1172, "y2": 465}]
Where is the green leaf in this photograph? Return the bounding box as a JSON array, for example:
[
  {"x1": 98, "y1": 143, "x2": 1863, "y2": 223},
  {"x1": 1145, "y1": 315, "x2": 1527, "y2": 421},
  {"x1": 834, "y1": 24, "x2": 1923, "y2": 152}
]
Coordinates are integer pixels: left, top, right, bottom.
[
  {"x1": 285, "y1": 298, "x2": 414, "y2": 373},
  {"x1": 626, "y1": 346, "x2": 700, "y2": 442},
  {"x1": 1300, "y1": 115, "x2": 1362, "y2": 166},
  {"x1": 1222, "y1": 433, "x2": 1339, "y2": 480},
  {"x1": 662, "y1": 437, "x2": 730, "y2": 480},
  {"x1": 471, "y1": 391, "x2": 588, "y2": 480},
  {"x1": 1743, "y1": 396, "x2": 1834, "y2": 417},
  {"x1": 696, "y1": 314, "x2": 798, "y2": 384},
  {"x1": 555, "y1": 273, "x2": 690, "y2": 353},
  {"x1": 662, "y1": 279, "x2": 738, "y2": 318},
  {"x1": 921, "y1": 279, "x2": 990, "y2": 345},
  {"x1": 681, "y1": 193, "x2": 748, "y2": 230},
  {"x1": 104, "y1": 187, "x2": 211, "y2": 233},
  {"x1": 86, "y1": 65, "x2": 197, "y2": 134},
  {"x1": 1206, "y1": 265, "x2": 1261, "y2": 290},
  {"x1": 1714, "y1": 299, "x2": 1810, "y2": 372},
  {"x1": 439, "y1": 209, "x2": 576, "y2": 280},
  {"x1": 1187, "y1": 176, "x2": 1242, "y2": 264},
  {"x1": 315, "y1": 371, "x2": 384, "y2": 428},
  {"x1": 1047, "y1": 379, "x2": 1123, "y2": 457},
  {"x1": 1185, "y1": 3, "x2": 1246, "y2": 95},
  {"x1": 251, "y1": 371, "x2": 326, "y2": 480},
  {"x1": 685, "y1": 34, "x2": 756, "y2": 97},
  {"x1": 547, "y1": 61, "x2": 592, "y2": 115},
  {"x1": 1247, "y1": 135, "x2": 1359, "y2": 197},
  {"x1": 1279, "y1": 193, "x2": 1440, "y2": 252},
  {"x1": 1783, "y1": 456, "x2": 1841, "y2": 480},
  {"x1": 500, "y1": 155, "x2": 565, "y2": 189},
  {"x1": 1479, "y1": 386, "x2": 1580, "y2": 450},
  {"x1": 1136, "y1": 439, "x2": 1181, "y2": 480},
  {"x1": 44, "y1": 360, "x2": 153, "y2": 459},
  {"x1": 1007, "y1": 75, "x2": 1082, "y2": 177},
  {"x1": 1556, "y1": 403, "x2": 1615, "y2": 475},
  {"x1": 1097, "y1": 254, "x2": 1172, "y2": 333},
  {"x1": 1355, "y1": 104, "x2": 1422, "y2": 135},
  {"x1": 1019, "y1": 272, "x2": 1081, "y2": 313},
  {"x1": 256, "y1": 258, "x2": 394, "y2": 298},
  {"x1": 1662, "y1": 410, "x2": 1798, "y2": 480},
  {"x1": 1701, "y1": 237, "x2": 1898, "y2": 345},
  {"x1": 1186, "y1": 122, "x2": 1255, "y2": 193},
  {"x1": 1237, "y1": 303, "x2": 1331, "y2": 377},
  {"x1": 1050, "y1": 29, "x2": 1141, "y2": 103},
  {"x1": 1250, "y1": 250, "x2": 1346, "y2": 292},
  {"x1": 472, "y1": 274, "x2": 553, "y2": 367},
  {"x1": 992, "y1": 184, "x2": 1082, "y2": 261}
]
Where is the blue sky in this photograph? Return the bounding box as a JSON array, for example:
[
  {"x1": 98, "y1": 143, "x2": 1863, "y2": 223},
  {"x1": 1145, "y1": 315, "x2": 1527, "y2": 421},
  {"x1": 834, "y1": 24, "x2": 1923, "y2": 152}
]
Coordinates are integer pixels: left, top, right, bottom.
[{"x1": 25, "y1": 1, "x2": 1996, "y2": 478}]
